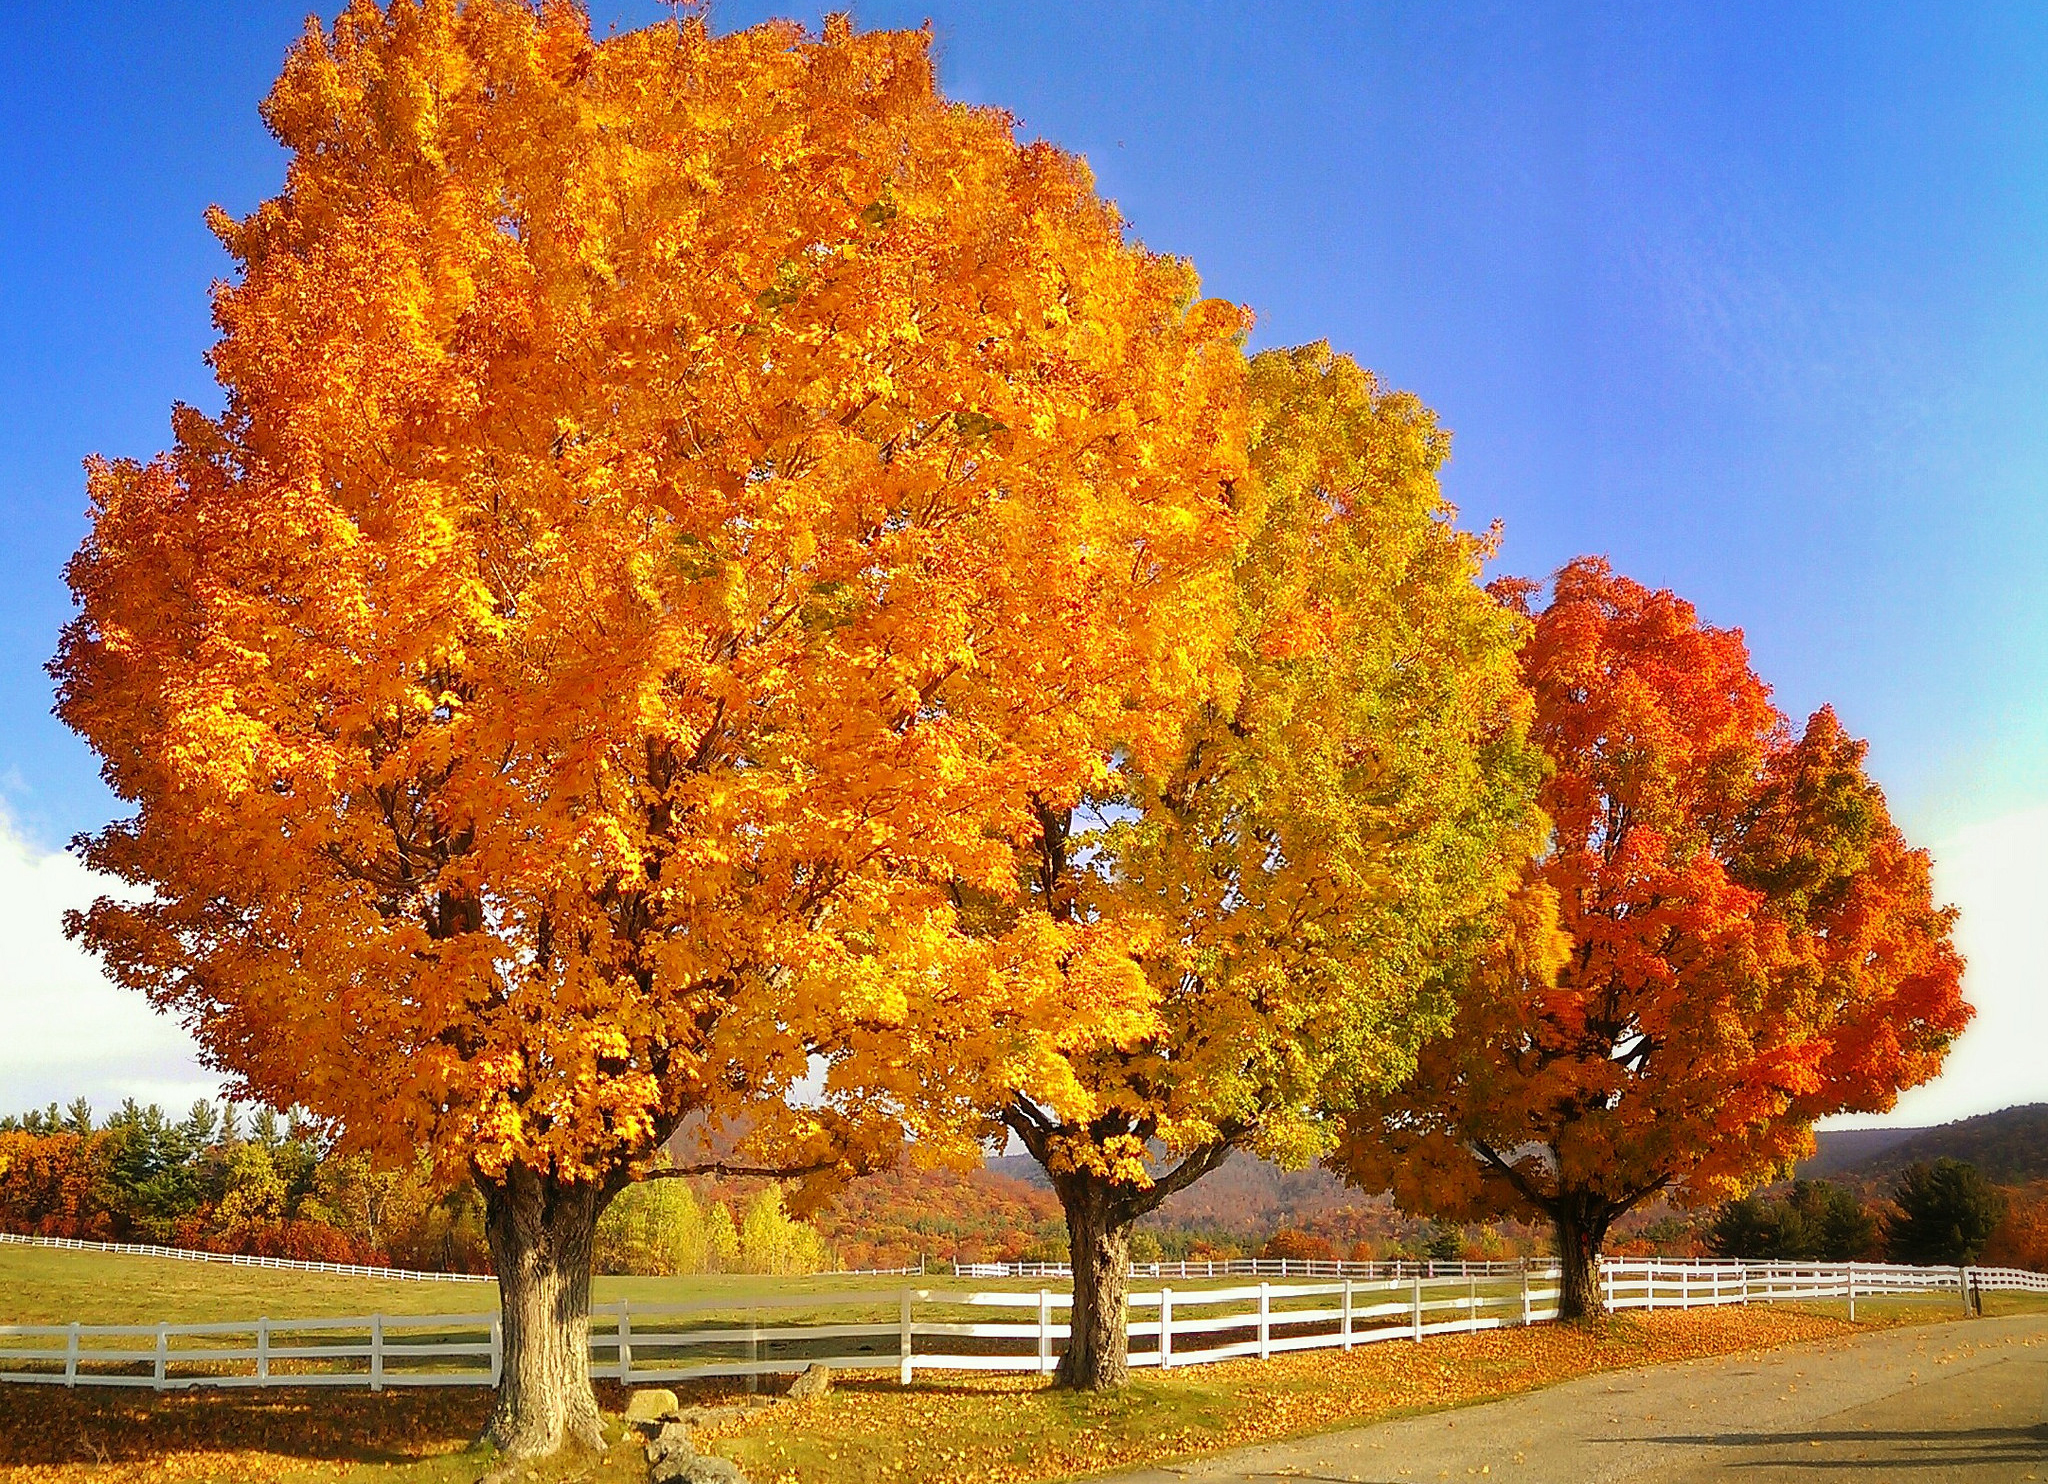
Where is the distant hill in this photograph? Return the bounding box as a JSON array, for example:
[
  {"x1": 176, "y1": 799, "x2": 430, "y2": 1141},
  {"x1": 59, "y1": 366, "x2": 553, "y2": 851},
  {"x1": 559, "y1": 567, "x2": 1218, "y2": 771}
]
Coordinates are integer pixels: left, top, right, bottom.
[
  {"x1": 1802, "y1": 1104, "x2": 2048, "y2": 1186},
  {"x1": 988, "y1": 1149, "x2": 1446, "y2": 1248},
  {"x1": 1800, "y1": 1125, "x2": 1929, "y2": 1178}
]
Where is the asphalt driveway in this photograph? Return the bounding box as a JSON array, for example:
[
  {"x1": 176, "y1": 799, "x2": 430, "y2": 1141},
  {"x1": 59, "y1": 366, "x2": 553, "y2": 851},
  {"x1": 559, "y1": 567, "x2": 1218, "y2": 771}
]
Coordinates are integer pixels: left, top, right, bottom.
[{"x1": 1107, "y1": 1312, "x2": 2048, "y2": 1484}]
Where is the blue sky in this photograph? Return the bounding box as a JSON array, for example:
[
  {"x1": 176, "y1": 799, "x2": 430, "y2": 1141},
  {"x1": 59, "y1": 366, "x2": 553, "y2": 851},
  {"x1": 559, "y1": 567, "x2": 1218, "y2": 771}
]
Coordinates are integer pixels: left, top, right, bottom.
[{"x1": 0, "y1": 1, "x2": 2042, "y2": 1125}]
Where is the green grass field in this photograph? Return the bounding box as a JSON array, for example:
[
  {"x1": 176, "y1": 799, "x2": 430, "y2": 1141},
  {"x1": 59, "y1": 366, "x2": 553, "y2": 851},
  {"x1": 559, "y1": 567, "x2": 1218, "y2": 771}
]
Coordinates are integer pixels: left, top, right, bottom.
[
  {"x1": 0, "y1": 1245, "x2": 999, "y2": 1327},
  {"x1": 7, "y1": 1243, "x2": 2031, "y2": 1329}
]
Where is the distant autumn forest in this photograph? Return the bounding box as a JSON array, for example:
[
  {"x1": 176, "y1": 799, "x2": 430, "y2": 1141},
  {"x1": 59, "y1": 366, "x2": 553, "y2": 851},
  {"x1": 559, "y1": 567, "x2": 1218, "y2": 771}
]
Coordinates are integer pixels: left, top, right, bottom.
[{"x1": 5, "y1": 1096, "x2": 2043, "y2": 1275}]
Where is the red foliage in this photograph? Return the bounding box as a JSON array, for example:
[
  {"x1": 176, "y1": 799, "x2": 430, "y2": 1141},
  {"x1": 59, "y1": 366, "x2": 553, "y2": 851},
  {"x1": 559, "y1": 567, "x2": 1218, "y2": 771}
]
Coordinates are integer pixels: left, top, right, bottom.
[
  {"x1": 1983, "y1": 1182, "x2": 2048, "y2": 1272},
  {"x1": 772, "y1": 1162, "x2": 1062, "y2": 1270},
  {"x1": 1336, "y1": 558, "x2": 1970, "y2": 1291},
  {"x1": 0, "y1": 1131, "x2": 117, "y2": 1239},
  {"x1": 1262, "y1": 1228, "x2": 1335, "y2": 1262}
]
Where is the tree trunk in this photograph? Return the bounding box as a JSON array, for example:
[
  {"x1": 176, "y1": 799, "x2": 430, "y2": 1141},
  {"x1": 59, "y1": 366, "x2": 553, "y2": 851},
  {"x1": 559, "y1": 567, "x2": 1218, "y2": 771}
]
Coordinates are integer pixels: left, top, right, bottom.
[
  {"x1": 1553, "y1": 1203, "x2": 1608, "y2": 1321},
  {"x1": 480, "y1": 1166, "x2": 609, "y2": 1462},
  {"x1": 1055, "y1": 1175, "x2": 1133, "y2": 1390}
]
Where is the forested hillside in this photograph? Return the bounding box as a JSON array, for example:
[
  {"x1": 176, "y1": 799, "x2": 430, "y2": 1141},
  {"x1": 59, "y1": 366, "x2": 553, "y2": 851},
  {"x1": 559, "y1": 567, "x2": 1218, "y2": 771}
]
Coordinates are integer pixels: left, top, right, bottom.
[{"x1": 1802, "y1": 1105, "x2": 2048, "y2": 1186}]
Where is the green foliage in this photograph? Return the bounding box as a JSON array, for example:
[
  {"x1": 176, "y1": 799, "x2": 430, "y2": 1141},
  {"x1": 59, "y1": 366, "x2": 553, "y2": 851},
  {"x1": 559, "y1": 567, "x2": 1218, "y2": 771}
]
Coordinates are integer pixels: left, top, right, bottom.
[
  {"x1": 596, "y1": 1179, "x2": 716, "y2": 1276},
  {"x1": 1886, "y1": 1159, "x2": 2008, "y2": 1266},
  {"x1": 738, "y1": 1187, "x2": 830, "y2": 1276},
  {"x1": 1708, "y1": 1181, "x2": 1877, "y2": 1261},
  {"x1": 1424, "y1": 1224, "x2": 1465, "y2": 1261},
  {"x1": 707, "y1": 1202, "x2": 741, "y2": 1272}
]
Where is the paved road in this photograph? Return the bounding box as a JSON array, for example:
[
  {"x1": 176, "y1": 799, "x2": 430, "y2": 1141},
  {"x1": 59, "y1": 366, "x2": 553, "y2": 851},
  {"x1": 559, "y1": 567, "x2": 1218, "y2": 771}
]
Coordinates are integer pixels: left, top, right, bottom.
[{"x1": 1109, "y1": 1313, "x2": 2048, "y2": 1484}]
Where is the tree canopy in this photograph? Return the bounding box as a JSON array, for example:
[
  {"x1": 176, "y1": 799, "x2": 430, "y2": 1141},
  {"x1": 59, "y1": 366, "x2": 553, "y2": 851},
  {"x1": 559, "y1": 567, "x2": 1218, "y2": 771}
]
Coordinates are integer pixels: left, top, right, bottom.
[
  {"x1": 920, "y1": 343, "x2": 1545, "y2": 1384},
  {"x1": 1332, "y1": 558, "x2": 1970, "y2": 1315},
  {"x1": 54, "y1": 0, "x2": 1248, "y2": 1453}
]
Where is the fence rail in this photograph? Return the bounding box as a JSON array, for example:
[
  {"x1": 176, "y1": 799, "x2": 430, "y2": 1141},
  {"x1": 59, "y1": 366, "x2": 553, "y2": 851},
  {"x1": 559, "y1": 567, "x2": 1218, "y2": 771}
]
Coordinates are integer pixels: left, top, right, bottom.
[
  {"x1": 0, "y1": 1231, "x2": 492, "y2": 1284},
  {"x1": 0, "y1": 1231, "x2": 925, "y2": 1283},
  {"x1": 2, "y1": 1258, "x2": 2039, "y2": 1393},
  {"x1": 955, "y1": 1256, "x2": 1537, "y2": 1281}
]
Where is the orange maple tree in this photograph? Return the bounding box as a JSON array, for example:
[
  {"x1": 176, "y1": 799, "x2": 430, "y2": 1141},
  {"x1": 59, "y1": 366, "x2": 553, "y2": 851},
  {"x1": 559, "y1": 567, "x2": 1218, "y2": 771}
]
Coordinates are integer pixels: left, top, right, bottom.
[
  {"x1": 1333, "y1": 558, "x2": 1969, "y2": 1316},
  {"x1": 52, "y1": 2, "x2": 1246, "y2": 1458}
]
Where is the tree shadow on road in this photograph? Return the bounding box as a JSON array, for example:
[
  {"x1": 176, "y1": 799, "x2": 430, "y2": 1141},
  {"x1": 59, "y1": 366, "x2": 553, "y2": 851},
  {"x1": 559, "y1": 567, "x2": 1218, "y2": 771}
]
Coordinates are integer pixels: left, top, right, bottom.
[{"x1": 1632, "y1": 1423, "x2": 2048, "y2": 1470}]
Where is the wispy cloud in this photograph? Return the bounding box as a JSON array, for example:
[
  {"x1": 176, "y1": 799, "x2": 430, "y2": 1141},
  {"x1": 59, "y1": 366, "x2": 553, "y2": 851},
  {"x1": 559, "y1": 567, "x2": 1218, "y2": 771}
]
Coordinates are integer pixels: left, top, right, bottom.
[{"x1": 0, "y1": 807, "x2": 221, "y2": 1119}]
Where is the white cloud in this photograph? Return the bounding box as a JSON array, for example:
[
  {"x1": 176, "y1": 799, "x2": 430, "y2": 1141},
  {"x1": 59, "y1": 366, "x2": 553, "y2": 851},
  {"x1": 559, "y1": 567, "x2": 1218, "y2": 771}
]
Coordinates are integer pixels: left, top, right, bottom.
[
  {"x1": 1824, "y1": 805, "x2": 2048, "y2": 1130},
  {"x1": 0, "y1": 812, "x2": 222, "y2": 1120}
]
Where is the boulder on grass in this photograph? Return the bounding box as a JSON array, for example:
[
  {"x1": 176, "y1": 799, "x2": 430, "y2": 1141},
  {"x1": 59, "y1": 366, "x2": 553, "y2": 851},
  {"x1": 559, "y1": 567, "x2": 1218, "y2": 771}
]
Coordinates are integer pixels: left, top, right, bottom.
[
  {"x1": 624, "y1": 1388, "x2": 683, "y2": 1428},
  {"x1": 785, "y1": 1363, "x2": 833, "y2": 1402},
  {"x1": 646, "y1": 1424, "x2": 695, "y2": 1468},
  {"x1": 651, "y1": 1454, "x2": 747, "y2": 1484}
]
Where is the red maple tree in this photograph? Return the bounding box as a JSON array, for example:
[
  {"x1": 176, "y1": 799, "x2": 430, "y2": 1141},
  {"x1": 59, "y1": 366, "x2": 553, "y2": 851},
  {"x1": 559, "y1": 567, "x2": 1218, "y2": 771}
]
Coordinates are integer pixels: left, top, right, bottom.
[{"x1": 1334, "y1": 557, "x2": 1970, "y2": 1316}]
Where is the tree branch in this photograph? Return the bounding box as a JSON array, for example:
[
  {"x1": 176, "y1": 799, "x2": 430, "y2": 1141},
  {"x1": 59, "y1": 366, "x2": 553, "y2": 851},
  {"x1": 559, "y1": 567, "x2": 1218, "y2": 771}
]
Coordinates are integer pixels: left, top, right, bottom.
[
  {"x1": 641, "y1": 1158, "x2": 842, "y2": 1183},
  {"x1": 1469, "y1": 1136, "x2": 1555, "y2": 1215}
]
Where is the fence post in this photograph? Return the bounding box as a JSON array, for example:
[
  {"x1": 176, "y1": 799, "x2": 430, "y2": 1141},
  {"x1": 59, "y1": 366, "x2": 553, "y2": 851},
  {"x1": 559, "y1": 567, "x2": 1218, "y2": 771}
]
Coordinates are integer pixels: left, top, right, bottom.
[
  {"x1": 1412, "y1": 1272, "x2": 1423, "y2": 1340},
  {"x1": 1680, "y1": 1266, "x2": 1689, "y2": 1310},
  {"x1": 748, "y1": 1308, "x2": 762, "y2": 1393},
  {"x1": 1038, "y1": 1288, "x2": 1053, "y2": 1375},
  {"x1": 489, "y1": 1317, "x2": 502, "y2": 1386},
  {"x1": 65, "y1": 1322, "x2": 79, "y2": 1388},
  {"x1": 153, "y1": 1324, "x2": 168, "y2": 1390},
  {"x1": 1521, "y1": 1263, "x2": 1531, "y2": 1325},
  {"x1": 1741, "y1": 1264, "x2": 1750, "y2": 1305},
  {"x1": 257, "y1": 1318, "x2": 269, "y2": 1382},
  {"x1": 1469, "y1": 1273, "x2": 1478, "y2": 1330},
  {"x1": 1160, "y1": 1287, "x2": 1174, "y2": 1369},
  {"x1": 618, "y1": 1299, "x2": 633, "y2": 1383},
  {"x1": 1341, "y1": 1277, "x2": 1354, "y2": 1350},
  {"x1": 370, "y1": 1313, "x2": 384, "y2": 1392},
  {"x1": 1257, "y1": 1282, "x2": 1271, "y2": 1361},
  {"x1": 1846, "y1": 1264, "x2": 1855, "y2": 1323},
  {"x1": 899, "y1": 1290, "x2": 915, "y2": 1386}
]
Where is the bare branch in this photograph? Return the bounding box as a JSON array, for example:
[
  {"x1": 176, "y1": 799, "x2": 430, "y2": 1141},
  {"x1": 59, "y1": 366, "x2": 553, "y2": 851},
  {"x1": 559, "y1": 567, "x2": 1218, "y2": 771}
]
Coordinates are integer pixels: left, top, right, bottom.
[{"x1": 641, "y1": 1158, "x2": 840, "y2": 1182}]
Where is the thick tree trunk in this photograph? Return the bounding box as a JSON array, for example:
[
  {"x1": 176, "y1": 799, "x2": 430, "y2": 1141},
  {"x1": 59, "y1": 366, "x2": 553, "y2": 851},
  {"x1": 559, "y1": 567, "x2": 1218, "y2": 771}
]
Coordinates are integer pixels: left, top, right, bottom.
[
  {"x1": 1055, "y1": 1175, "x2": 1133, "y2": 1390},
  {"x1": 1552, "y1": 1203, "x2": 1609, "y2": 1321},
  {"x1": 480, "y1": 1167, "x2": 609, "y2": 1462}
]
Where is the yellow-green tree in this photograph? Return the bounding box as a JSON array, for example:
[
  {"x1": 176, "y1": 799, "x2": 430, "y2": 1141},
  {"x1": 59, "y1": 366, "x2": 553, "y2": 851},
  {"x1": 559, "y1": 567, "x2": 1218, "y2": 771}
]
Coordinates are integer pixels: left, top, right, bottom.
[
  {"x1": 922, "y1": 345, "x2": 1545, "y2": 1387},
  {"x1": 52, "y1": 2, "x2": 1247, "y2": 1457},
  {"x1": 593, "y1": 1178, "x2": 711, "y2": 1276},
  {"x1": 738, "y1": 1186, "x2": 830, "y2": 1275}
]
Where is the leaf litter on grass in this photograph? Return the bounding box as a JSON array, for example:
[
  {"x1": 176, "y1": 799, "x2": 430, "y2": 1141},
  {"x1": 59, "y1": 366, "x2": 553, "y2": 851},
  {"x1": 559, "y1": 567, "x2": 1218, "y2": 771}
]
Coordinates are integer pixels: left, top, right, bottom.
[{"x1": 0, "y1": 1307, "x2": 1900, "y2": 1484}]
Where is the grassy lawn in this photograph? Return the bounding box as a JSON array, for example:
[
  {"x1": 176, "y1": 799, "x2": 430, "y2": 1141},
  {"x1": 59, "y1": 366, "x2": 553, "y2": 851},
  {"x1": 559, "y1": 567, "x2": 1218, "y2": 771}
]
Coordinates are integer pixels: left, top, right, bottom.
[
  {"x1": 0, "y1": 1305, "x2": 1928, "y2": 1484},
  {"x1": 0, "y1": 1246, "x2": 1005, "y2": 1328},
  {"x1": 0, "y1": 1247, "x2": 2033, "y2": 1484}
]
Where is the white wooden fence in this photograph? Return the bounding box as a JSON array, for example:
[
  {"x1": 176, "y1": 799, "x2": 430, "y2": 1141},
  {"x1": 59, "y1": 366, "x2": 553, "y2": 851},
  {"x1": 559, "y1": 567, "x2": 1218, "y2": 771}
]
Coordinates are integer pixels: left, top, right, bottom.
[
  {"x1": 2, "y1": 1259, "x2": 2040, "y2": 1392},
  {"x1": 957, "y1": 1256, "x2": 1534, "y2": 1280},
  {"x1": 0, "y1": 1231, "x2": 492, "y2": 1284}
]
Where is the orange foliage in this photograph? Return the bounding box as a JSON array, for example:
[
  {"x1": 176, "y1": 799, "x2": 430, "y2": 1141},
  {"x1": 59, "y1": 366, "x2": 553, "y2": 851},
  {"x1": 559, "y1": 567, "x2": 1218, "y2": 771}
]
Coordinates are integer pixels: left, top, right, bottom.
[
  {"x1": 0, "y1": 1132, "x2": 115, "y2": 1240},
  {"x1": 1983, "y1": 1181, "x2": 2048, "y2": 1271},
  {"x1": 1261, "y1": 1228, "x2": 1335, "y2": 1262},
  {"x1": 54, "y1": 4, "x2": 1244, "y2": 1219},
  {"x1": 1336, "y1": 559, "x2": 1969, "y2": 1304},
  {"x1": 801, "y1": 1165, "x2": 1061, "y2": 1270},
  {"x1": 53, "y1": 2, "x2": 1249, "y2": 1445}
]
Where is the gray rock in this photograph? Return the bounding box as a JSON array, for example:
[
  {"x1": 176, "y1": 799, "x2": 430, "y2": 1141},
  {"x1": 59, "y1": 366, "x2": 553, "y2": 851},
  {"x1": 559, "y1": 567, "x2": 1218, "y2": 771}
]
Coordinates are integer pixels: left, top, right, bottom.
[
  {"x1": 650, "y1": 1454, "x2": 747, "y2": 1484},
  {"x1": 624, "y1": 1387, "x2": 683, "y2": 1427},
  {"x1": 785, "y1": 1362, "x2": 833, "y2": 1402},
  {"x1": 645, "y1": 1426, "x2": 695, "y2": 1468}
]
